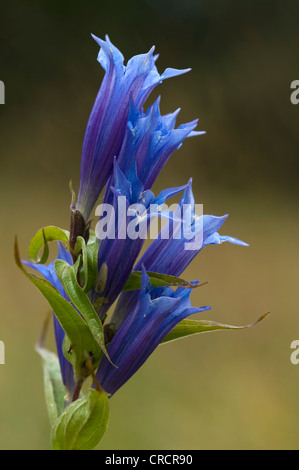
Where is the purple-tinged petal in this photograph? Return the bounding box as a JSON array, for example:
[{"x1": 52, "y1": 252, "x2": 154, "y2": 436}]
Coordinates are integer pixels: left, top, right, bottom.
[
  {"x1": 96, "y1": 268, "x2": 209, "y2": 396},
  {"x1": 204, "y1": 233, "x2": 249, "y2": 247},
  {"x1": 76, "y1": 36, "x2": 193, "y2": 221},
  {"x1": 112, "y1": 181, "x2": 246, "y2": 329},
  {"x1": 116, "y1": 97, "x2": 202, "y2": 192}
]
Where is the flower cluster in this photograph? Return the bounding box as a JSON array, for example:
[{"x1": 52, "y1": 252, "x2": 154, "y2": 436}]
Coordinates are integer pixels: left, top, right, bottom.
[{"x1": 22, "y1": 35, "x2": 248, "y2": 402}]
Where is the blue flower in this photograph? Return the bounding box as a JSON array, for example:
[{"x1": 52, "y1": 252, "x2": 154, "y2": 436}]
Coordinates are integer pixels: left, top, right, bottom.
[
  {"x1": 91, "y1": 158, "x2": 188, "y2": 320},
  {"x1": 117, "y1": 96, "x2": 203, "y2": 190},
  {"x1": 76, "y1": 35, "x2": 191, "y2": 222},
  {"x1": 23, "y1": 244, "x2": 75, "y2": 396},
  {"x1": 22, "y1": 35, "x2": 249, "y2": 403},
  {"x1": 96, "y1": 267, "x2": 211, "y2": 396},
  {"x1": 90, "y1": 85, "x2": 204, "y2": 319},
  {"x1": 135, "y1": 179, "x2": 248, "y2": 274},
  {"x1": 112, "y1": 180, "x2": 248, "y2": 329}
]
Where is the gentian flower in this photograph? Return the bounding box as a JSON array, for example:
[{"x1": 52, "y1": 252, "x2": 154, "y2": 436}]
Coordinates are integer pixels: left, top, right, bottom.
[
  {"x1": 96, "y1": 267, "x2": 211, "y2": 396},
  {"x1": 17, "y1": 33, "x2": 262, "y2": 451},
  {"x1": 111, "y1": 180, "x2": 248, "y2": 329},
  {"x1": 116, "y1": 96, "x2": 204, "y2": 191},
  {"x1": 77, "y1": 36, "x2": 247, "y2": 394},
  {"x1": 91, "y1": 88, "x2": 204, "y2": 318},
  {"x1": 91, "y1": 157, "x2": 188, "y2": 320},
  {"x1": 76, "y1": 35, "x2": 191, "y2": 223}
]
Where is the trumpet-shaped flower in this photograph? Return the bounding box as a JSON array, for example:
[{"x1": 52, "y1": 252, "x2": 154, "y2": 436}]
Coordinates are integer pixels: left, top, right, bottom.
[
  {"x1": 14, "y1": 32, "x2": 262, "y2": 454},
  {"x1": 76, "y1": 35, "x2": 191, "y2": 222},
  {"x1": 117, "y1": 97, "x2": 203, "y2": 190},
  {"x1": 96, "y1": 267, "x2": 211, "y2": 396},
  {"x1": 112, "y1": 181, "x2": 248, "y2": 329},
  {"x1": 91, "y1": 158, "x2": 187, "y2": 319},
  {"x1": 19, "y1": 35, "x2": 251, "y2": 418},
  {"x1": 91, "y1": 88, "x2": 203, "y2": 319}
]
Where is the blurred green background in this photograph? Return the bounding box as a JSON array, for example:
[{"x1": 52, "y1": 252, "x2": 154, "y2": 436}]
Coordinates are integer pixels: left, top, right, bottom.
[{"x1": 1, "y1": 0, "x2": 299, "y2": 450}]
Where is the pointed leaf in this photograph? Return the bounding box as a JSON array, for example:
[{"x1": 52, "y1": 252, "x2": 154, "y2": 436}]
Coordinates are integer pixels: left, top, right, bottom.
[
  {"x1": 15, "y1": 238, "x2": 102, "y2": 382},
  {"x1": 161, "y1": 313, "x2": 270, "y2": 344},
  {"x1": 55, "y1": 258, "x2": 112, "y2": 365}
]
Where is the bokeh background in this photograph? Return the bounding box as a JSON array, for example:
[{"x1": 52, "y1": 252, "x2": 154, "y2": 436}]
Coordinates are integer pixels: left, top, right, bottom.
[{"x1": 0, "y1": 0, "x2": 299, "y2": 450}]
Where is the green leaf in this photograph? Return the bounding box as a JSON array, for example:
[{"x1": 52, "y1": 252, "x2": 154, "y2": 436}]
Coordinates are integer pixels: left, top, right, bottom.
[
  {"x1": 28, "y1": 226, "x2": 70, "y2": 264},
  {"x1": 55, "y1": 258, "x2": 112, "y2": 365},
  {"x1": 161, "y1": 313, "x2": 270, "y2": 344},
  {"x1": 51, "y1": 389, "x2": 109, "y2": 450},
  {"x1": 123, "y1": 271, "x2": 200, "y2": 291},
  {"x1": 73, "y1": 233, "x2": 98, "y2": 293},
  {"x1": 15, "y1": 237, "x2": 102, "y2": 382},
  {"x1": 36, "y1": 344, "x2": 66, "y2": 427}
]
